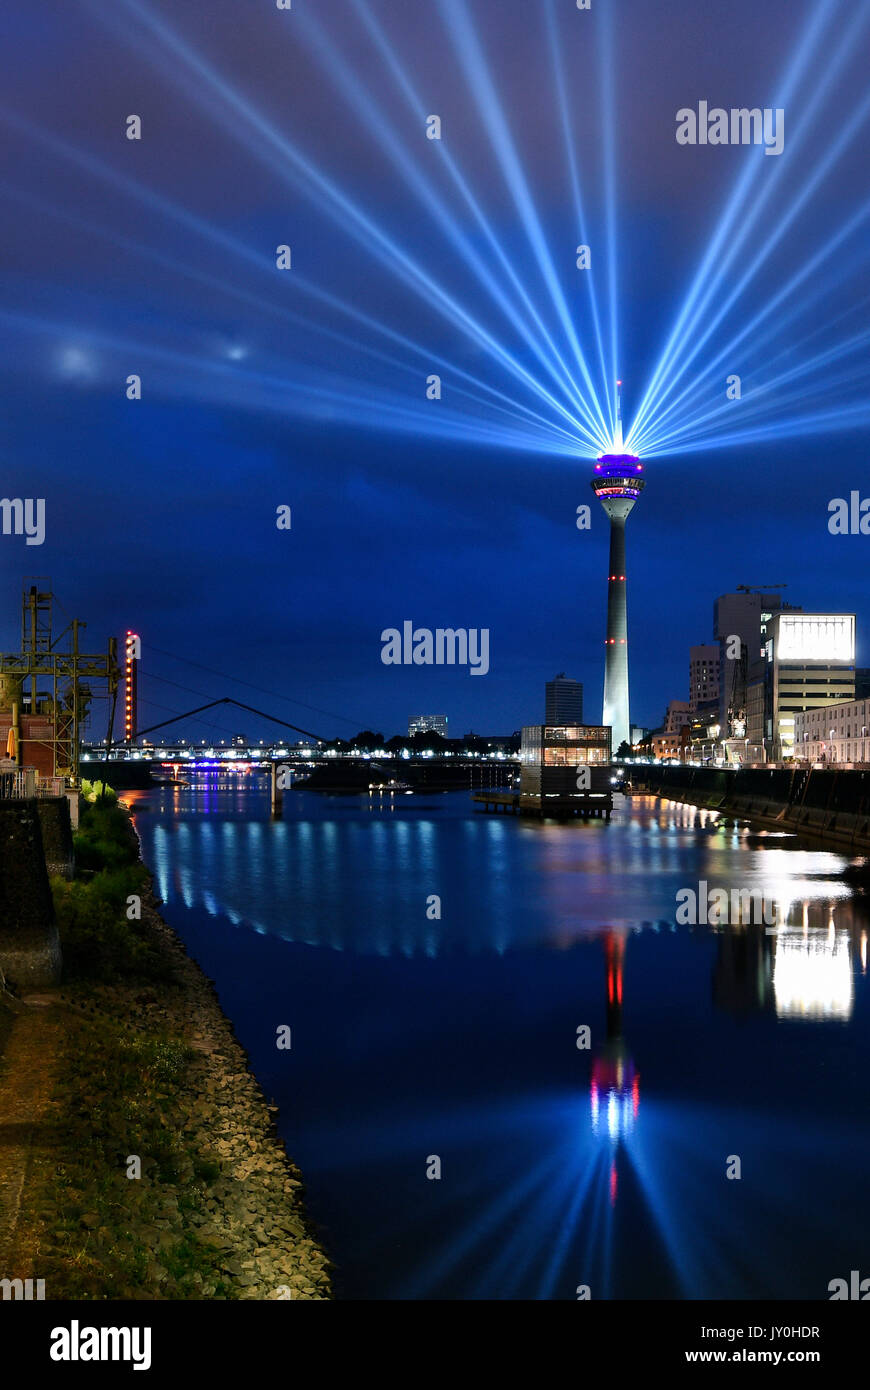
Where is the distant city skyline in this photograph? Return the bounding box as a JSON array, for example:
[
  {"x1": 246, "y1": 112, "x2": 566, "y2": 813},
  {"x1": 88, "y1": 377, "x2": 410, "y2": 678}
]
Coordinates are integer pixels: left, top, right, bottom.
[
  {"x1": 1, "y1": 571, "x2": 866, "y2": 747},
  {"x1": 0, "y1": 0, "x2": 866, "y2": 744}
]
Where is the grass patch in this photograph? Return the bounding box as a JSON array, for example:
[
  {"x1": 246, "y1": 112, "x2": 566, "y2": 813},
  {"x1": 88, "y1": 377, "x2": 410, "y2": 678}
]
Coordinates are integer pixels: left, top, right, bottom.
[
  {"x1": 51, "y1": 872, "x2": 169, "y2": 983},
  {"x1": 72, "y1": 794, "x2": 140, "y2": 874},
  {"x1": 52, "y1": 799, "x2": 170, "y2": 984},
  {"x1": 29, "y1": 1006, "x2": 233, "y2": 1300},
  {"x1": 0, "y1": 1004, "x2": 12, "y2": 1060},
  {"x1": 26, "y1": 795, "x2": 237, "y2": 1299}
]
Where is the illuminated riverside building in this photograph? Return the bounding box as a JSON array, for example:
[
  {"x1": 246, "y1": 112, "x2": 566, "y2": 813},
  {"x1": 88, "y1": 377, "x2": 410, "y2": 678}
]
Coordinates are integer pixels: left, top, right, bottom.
[
  {"x1": 591, "y1": 385, "x2": 644, "y2": 751},
  {"x1": 714, "y1": 588, "x2": 797, "y2": 746},
  {"x1": 794, "y1": 694, "x2": 870, "y2": 764},
  {"x1": 519, "y1": 724, "x2": 611, "y2": 814},
  {"x1": 716, "y1": 590, "x2": 767, "y2": 737},
  {"x1": 757, "y1": 613, "x2": 856, "y2": 761}
]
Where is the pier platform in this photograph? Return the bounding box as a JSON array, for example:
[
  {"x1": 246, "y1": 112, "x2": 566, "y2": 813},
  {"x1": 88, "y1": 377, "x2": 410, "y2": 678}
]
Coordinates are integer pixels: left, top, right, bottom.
[{"x1": 472, "y1": 791, "x2": 612, "y2": 819}]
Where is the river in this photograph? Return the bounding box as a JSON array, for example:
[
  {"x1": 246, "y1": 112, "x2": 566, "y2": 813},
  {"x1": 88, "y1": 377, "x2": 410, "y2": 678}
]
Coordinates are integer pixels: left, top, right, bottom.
[{"x1": 127, "y1": 778, "x2": 870, "y2": 1300}]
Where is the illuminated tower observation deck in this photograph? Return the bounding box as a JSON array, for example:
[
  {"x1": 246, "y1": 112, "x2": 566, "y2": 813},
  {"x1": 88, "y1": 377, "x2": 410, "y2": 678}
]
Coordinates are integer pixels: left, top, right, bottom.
[{"x1": 590, "y1": 386, "x2": 645, "y2": 752}]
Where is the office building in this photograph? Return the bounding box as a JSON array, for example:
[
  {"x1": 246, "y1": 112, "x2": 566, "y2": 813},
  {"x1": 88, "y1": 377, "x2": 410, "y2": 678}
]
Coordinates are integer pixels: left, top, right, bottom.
[
  {"x1": 763, "y1": 613, "x2": 856, "y2": 760},
  {"x1": 689, "y1": 644, "x2": 720, "y2": 714},
  {"x1": 545, "y1": 673, "x2": 583, "y2": 725},
  {"x1": 714, "y1": 589, "x2": 797, "y2": 738}
]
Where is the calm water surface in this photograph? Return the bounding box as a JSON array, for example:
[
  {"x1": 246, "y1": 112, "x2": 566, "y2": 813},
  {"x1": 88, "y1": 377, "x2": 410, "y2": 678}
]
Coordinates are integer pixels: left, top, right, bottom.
[{"x1": 127, "y1": 780, "x2": 870, "y2": 1300}]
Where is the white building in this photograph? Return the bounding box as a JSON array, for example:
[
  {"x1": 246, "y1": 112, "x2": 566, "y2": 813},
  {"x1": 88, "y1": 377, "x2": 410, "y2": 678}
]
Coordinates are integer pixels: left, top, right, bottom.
[
  {"x1": 794, "y1": 696, "x2": 870, "y2": 765},
  {"x1": 765, "y1": 613, "x2": 855, "y2": 760},
  {"x1": 408, "y1": 714, "x2": 448, "y2": 738}
]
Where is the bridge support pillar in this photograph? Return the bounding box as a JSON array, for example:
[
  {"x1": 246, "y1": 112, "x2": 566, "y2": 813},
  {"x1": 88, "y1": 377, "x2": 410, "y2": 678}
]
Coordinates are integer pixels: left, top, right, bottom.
[{"x1": 270, "y1": 762, "x2": 283, "y2": 818}]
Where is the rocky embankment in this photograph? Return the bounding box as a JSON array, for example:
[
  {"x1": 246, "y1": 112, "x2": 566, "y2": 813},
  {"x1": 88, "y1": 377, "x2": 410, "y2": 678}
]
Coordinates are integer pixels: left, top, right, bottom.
[
  {"x1": 2, "y1": 806, "x2": 331, "y2": 1301},
  {"x1": 124, "y1": 878, "x2": 332, "y2": 1299}
]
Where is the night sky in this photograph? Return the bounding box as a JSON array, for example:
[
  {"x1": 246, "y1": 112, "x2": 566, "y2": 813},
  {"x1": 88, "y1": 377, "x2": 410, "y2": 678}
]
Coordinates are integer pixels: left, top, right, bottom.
[{"x1": 0, "y1": 0, "x2": 867, "y2": 742}]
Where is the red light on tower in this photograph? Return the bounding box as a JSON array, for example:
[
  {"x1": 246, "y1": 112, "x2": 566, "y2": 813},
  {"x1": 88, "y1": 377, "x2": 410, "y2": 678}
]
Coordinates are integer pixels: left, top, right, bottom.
[{"x1": 124, "y1": 631, "x2": 140, "y2": 741}]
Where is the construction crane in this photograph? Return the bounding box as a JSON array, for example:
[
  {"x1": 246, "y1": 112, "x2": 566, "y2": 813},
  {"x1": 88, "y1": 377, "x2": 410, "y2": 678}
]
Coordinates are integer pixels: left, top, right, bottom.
[{"x1": 736, "y1": 584, "x2": 786, "y2": 593}]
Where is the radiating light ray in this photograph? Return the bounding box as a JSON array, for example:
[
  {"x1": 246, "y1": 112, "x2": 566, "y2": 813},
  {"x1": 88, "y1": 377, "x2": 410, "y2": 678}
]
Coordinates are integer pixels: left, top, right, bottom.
[
  {"x1": 598, "y1": 0, "x2": 620, "y2": 436},
  {"x1": 640, "y1": 332, "x2": 870, "y2": 455},
  {"x1": 644, "y1": 401, "x2": 870, "y2": 457},
  {"x1": 400, "y1": 1142, "x2": 568, "y2": 1299},
  {"x1": 296, "y1": 2, "x2": 595, "y2": 426},
  {"x1": 434, "y1": 0, "x2": 610, "y2": 443},
  {"x1": 627, "y1": 208, "x2": 870, "y2": 453},
  {"x1": 6, "y1": 0, "x2": 866, "y2": 464},
  {"x1": 577, "y1": 1149, "x2": 614, "y2": 1286},
  {"x1": 544, "y1": 0, "x2": 612, "y2": 423},
  {"x1": 0, "y1": 240, "x2": 581, "y2": 454},
  {"x1": 0, "y1": 303, "x2": 581, "y2": 454},
  {"x1": 626, "y1": 1099, "x2": 868, "y2": 1298},
  {"x1": 629, "y1": 0, "x2": 842, "y2": 437},
  {"x1": 389, "y1": 1097, "x2": 631, "y2": 1300},
  {"x1": 629, "y1": 0, "x2": 851, "y2": 441},
  {"x1": 634, "y1": 295, "x2": 870, "y2": 454},
  {"x1": 630, "y1": 63, "x2": 870, "y2": 447},
  {"x1": 103, "y1": 0, "x2": 608, "y2": 452},
  {"x1": 536, "y1": 1145, "x2": 604, "y2": 1300},
  {"x1": 628, "y1": 250, "x2": 870, "y2": 453},
  {"x1": 347, "y1": 0, "x2": 607, "y2": 434},
  {"x1": 483, "y1": 1137, "x2": 592, "y2": 1298},
  {"x1": 0, "y1": 111, "x2": 596, "y2": 453}
]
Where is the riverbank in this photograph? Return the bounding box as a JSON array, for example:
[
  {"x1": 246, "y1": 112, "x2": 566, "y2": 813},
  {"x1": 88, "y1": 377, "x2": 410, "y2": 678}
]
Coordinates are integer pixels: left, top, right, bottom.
[{"x1": 0, "y1": 795, "x2": 331, "y2": 1300}]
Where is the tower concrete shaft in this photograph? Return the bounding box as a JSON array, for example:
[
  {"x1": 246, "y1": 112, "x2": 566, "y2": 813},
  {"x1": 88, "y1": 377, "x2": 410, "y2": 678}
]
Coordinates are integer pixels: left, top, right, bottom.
[
  {"x1": 591, "y1": 450, "x2": 645, "y2": 755},
  {"x1": 603, "y1": 512, "x2": 631, "y2": 749}
]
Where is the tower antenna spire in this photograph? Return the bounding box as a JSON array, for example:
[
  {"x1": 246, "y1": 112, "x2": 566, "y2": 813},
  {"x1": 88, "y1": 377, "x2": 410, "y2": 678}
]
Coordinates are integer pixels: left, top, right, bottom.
[{"x1": 615, "y1": 378, "x2": 623, "y2": 450}]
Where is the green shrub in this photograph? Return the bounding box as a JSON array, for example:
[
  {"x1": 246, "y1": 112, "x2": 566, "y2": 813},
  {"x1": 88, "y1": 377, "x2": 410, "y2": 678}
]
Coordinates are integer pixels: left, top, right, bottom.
[
  {"x1": 52, "y1": 801, "x2": 169, "y2": 983},
  {"x1": 74, "y1": 799, "x2": 139, "y2": 873},
  {"x1": 52, "y1": 875, "x2": 169, "y2": 983},
  {"x1": 80, "y1": 779, "x2": 118, "y2": 804}
]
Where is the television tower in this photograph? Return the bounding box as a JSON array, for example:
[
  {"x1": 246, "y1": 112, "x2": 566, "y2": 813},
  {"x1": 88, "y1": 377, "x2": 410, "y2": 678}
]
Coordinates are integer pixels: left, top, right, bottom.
[{"x1": 590, "y1": 382, "x2": 645, "y2": 753}]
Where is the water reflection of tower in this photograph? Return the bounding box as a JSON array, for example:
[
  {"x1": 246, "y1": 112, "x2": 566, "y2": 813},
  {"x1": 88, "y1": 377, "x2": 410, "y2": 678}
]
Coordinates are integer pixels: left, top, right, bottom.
[{"x1": 590, "y1": 930, "x2": 639, "y2": 1203}]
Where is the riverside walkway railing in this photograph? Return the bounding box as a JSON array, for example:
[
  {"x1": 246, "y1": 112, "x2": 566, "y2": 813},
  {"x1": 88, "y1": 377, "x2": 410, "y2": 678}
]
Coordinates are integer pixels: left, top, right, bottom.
[{"x1": 0, "y1": 769, "x2": 66, "y2": 800}]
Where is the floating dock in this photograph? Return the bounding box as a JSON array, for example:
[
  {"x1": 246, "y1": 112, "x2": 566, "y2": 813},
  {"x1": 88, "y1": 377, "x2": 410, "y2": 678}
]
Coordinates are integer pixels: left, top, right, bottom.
[{"x1": 472, "y1": 791, "x2": 612, "y2": 819}]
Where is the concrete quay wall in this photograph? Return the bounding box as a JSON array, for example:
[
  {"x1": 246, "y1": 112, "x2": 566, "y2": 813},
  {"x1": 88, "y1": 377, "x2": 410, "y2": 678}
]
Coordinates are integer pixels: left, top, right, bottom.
[{"x1": 633, "y1": 765, "x2": 870, "y2": 853}]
